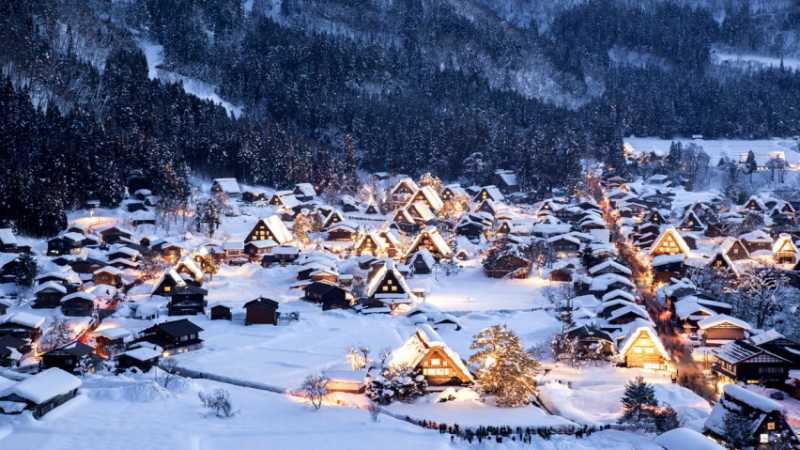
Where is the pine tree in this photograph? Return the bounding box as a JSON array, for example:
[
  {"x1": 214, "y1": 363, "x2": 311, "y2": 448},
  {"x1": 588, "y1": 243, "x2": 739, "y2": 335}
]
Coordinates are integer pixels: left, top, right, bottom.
[
  {"x1": 723, "y1": 407, "x2": 754, "y2": 449},
  {"x1": 469, "y1": 325, "x2": 541, "y2": 407},
  {"x1": 618, "y1": 376, "x2": 659, "y2": 430},
  {"x1": 745, "y1": 150, "x2": 758, "y2": 182},
  {"x1": 14, "y1": 252, "x2": 38, "y2": 290}
]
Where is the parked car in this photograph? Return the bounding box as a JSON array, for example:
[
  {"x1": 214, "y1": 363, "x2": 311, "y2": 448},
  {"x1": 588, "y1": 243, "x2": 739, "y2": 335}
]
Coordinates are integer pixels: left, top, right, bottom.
[{"x1": 770, "y1": 391, "x2": 785, "y2": 400}]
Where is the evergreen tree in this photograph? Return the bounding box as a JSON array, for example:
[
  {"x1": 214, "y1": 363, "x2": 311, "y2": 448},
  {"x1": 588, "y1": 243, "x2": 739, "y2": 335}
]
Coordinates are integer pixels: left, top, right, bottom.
[
  {"x1": 618, "y1": 376, "x2": 659, "y2": 430},
  {"x1": 469, "y1": 325, "x2": 541, "y2": 407},
  {"x1": 14, "y1": 252, "x2": 38, "y2": 290},
  {"x1": 723, "y1": 407, "x2": 755, "y2": 449},
  {"x1": 745, "y1": 150, "x2": 758, "y2": 182}
]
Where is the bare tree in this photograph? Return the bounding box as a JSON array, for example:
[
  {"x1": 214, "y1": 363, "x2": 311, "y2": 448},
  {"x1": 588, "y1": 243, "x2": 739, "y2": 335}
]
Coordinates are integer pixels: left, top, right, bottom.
[
  {"x1": 347, "y1": 346, "x2": 366, "y2": 370},
  {"x1": 39, "y1": 317, "x2": 74, "y2": 353},
  {"x1": 160, "y1": 357, "x2": 179, "y2": 388},
  {"x1": 378, "y1": 347, "x2": 392, "y2": 367},
  {"x1": 367, "y1": 399, "x2": 381, "y2": 422},
  {"x1": 199, "y1": 389, "x2": 234, "y2": 417},
  {"x1": 300, "y1": 373, "x2": 330, "y2": 410}
]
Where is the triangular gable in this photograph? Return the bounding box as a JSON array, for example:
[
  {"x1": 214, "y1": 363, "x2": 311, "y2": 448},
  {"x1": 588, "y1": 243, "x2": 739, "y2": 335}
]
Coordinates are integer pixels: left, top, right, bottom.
[
  {"x1": 408, "y1": 228, "x2": 452, "y2": 259},
  {"x1": 648, "y1": 227, "x2": 690, "y2": 259},
  {"x1": 322, "y1": 210, "x2": 346, "y2": 229}
]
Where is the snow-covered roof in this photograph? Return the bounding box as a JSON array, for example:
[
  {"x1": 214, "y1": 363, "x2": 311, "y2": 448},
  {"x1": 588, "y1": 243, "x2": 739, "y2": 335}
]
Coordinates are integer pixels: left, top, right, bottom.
[
  {"x1": 175, "y1": 255, "x2": 204, "y2": 280},
  {"x1": 494, "y1": 169, "x2": 518, "y2": 187},
  {"x1": 713, "y1": 340, "x2": 784, "y2": 365},
  {"x1": 408, "y1": 201, "x2": 435, "y2": 221},
  {"x1": 772, "y1": 233, "x2": 798, "y2": 255},
  {"x1": 410, "y1": 248, "x2": 436, "y2": 268},
  {"x1": 272, "y1": 190, "x2": 301, "y2": 209},
  {"x1": 0, "y1": 228, "x2": 17, "y2": 246},
  {"x1": 697, "y1": 314, "x2": 751, "y2": 331},
  {"x1": 260, "y1": 216, "x2": 293, "y2": 245},
  {"x1": 749, "y1": 329, "x2": 784, "y2": 346},
  {"x1": 388, "y1": 178, "x2": 420, "y2": 198},
  {"x1": 723, "y1": 383, "x2": 782, "y2": 413},
  {"x1": 606, "y1": 304, "x2": 649, "y2": 322},
  {"x1": 2, "y1": 312, "x2": 45, "y2": 329},
  {"x1": 60, "y1": 232, "x2": 85, "y2": 243},
  {"x1": 119, "y1": 347, "x2": 161, "y2": 362},
  {"x1": 651, "y1": 253, "x2": 686, "y2": 266},
  {"x1": 33, "y1": 281, "x2": 67, "y2": 294},
  {"x1": 588, "y1": 260, "x2": 632, "y2": 276},
  {"x1": 590, "y1": 273, "x2": 635, "y2": 291},
  {"x1": 389, "y1": 324, "x2": 474, "y2": 383},
  {"x1": 222, "y1": 240, "x2": 244, "y2": 250},
  {"x1": 91, "y1": 327, "x2": 132, "y2": 340},
  {"x1": 602, "y1": 289, "x2": 635, "y2": 302},
  {"x1": 0, "y1": 368, "x2": 81, "y2": 404},
  {"x1": 412, "y1": 186, "x2": 444, "y2": 211},
  {"x1": 247, "y1": 239, "x2": 277, "y2": 249},
  {"x1": 212, "y1": 178, "x2": 240, "y2": 194},
  {"x1": 272, "y1": 246, "x2": 300, "y2": 255},
  {"x1": 654, "y1": 428, "x2": 724, "y2": 450},
  {"x1": 480, "y1": 185, "x2": 504, "y2": 202},
  {"x1": 326, "y1": 220, "x2": 358, "y2": 233},
  {"x1": 618, "y1": 320, "x2": 670, "y2": 361},
  {"x1": 94, "y1": 266, "x2": 123, "y2": 275},
  {"x1": 151, "y1": 268, "x2": 186, "y2": 295},
  {"x1": 366, "y1": 261, "x2": 412, "y2": 301},
  {"x1": 61, "y1": 291, "x2": 96, "y2": 303},
  {"x1": 648, "y1": 227, "x2": 691, "y2": 259},
  {"x1": 739, "y1": 229, "x2": 772, "y2": 243},
  {"x1": 294, "y1": 183, "x2": 316, "y2": 198},
  {"x1": 409, "y1": 227, "x2": 451, "y2": 258}
]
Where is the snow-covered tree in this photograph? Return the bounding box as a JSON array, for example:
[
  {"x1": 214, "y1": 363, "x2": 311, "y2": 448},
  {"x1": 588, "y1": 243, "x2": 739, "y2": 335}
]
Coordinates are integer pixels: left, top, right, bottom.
[
  {"x1": 732, "y1": 268, "x2": 791, "y2": 330},
  {"x1": 366, "y1": 364, "x2": 427, "y2": 405},
  {"x1": 201, "y1": 252, "x2": 220, "y2": 281},
  {"x1": 39, "y1": 317, "x2": 73, "y2": 353},
  {"x1": 722, "y1": 407, "x2": 754, "y2": 449},
  {"x1": 14, "y1": 252, "x2": 38, "y2": 290},
  {"x1": 418, "y1": 172, "x2": 443, "y2": 190},
  {"x1": 347, "y1": 346, "x2": 367, "y2": 370},
  {"x1": 469, "y1": 325, "x2": 541, "y2": 407},
  {"x1": 300, "y1": 373, "x2": 330, "y2": 410},
  {"x1": 618, "y1": 376, "x2": 659, "y2": 431},
  {"x1": 199, "y1": 389, "x2": 235, "y2": 417},
  {"x1": 438, "y1": 193, "x2": 470, "y2": 222}
]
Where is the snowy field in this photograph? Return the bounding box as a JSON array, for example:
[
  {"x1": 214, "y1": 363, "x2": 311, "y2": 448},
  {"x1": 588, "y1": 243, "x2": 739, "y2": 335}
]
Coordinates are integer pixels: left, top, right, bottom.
[
  {"x1": 0, "y1": 375, "x2": 664, "y2": 450},
  {"x1": 137, "y1": 39, "x2": 244, "y2": 118},
  {"x1": 711, "y1": 49, "x2": 800, "y2": 72},
  {"x1": 625, "y1": 137, "x2": 800, "y2": 167}
]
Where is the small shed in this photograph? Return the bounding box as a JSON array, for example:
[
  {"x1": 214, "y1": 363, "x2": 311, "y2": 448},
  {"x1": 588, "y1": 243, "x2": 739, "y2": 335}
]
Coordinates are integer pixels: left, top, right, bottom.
[{"x1": 244, "y1": 297, "x2": 280, "y2": 326}]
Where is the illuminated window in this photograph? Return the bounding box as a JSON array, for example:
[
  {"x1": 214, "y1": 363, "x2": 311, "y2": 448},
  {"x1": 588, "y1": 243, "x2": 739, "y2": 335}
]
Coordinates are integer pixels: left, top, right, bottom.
[
  {"x1": 382, "y1": 286, "x2": 388, "y2": 292},
  {"x1": 164, "y1": 286, "x2": 171, "y2": 292},
  {"x1": 431, "y1": 359, "x2": 440, "y2": 366},
  {"x1": 768, "y1": 422, "x2": 776, "y2": 431},
  {"x1": 634, "y1": 348, "x2": 643, "y2": 353},
  {"x1": 761, "y1": 434, "x2": 769, "y2": 444},
  {"x1": 645, "y1": 348, "x2": 655, "y2": 354},
  {"x1": 391, "y1": 286, "x2": 397, "y2": 292}
]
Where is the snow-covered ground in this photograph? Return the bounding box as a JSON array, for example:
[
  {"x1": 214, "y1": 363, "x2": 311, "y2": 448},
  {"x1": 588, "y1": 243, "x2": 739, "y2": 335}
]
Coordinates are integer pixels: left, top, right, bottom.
[
  {"x1": 712, "y1": 49, "x2": 800, "y2": 71},
  {"x1": 137, "y1": 39, "x2": 244, "y2": 118},
  {"x1": 625, "y1": 137, "x2": 800, "y2": 167}
]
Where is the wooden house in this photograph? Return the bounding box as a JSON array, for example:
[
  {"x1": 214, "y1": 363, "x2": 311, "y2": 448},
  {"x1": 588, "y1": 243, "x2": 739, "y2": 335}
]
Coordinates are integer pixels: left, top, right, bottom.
[
  {"x1": 167, "y1": 285, "x2": 208, "y2": 316},
  {"x1": 565, "y1": 325, "x2": 615, "y2": 358},
  {"x1": 269, "y1": 190, "x2": 301, "y2": 209},
  {"x1": 718, "y1": 237, "x2": 749, "y2": 261},
  {"x1": 740, "y1": 230, "x2": 774, "y2": 253},
  {"x1": 68, "y1": 258, "x2": 106, "y2": 275},
  {"x1": 174, "y1": 256, "x2": 204, "y2": 282},
  {"x1": 33, "y1": 281, "x2": 67, "y2": 308},
  {"x1": 244, "y1": 297, "x2": 280, "y2": 326},
  {"x1": 407, "y1": 227, "x2": 452, "y2": 260},
  {"x1": 0, "y1": 368, "x2": 81, "y2": 418},
  {"x1": 0, "y1": 312, "x2": 44, "y2": 341},
  {"x1": 409, "y1": 249, "x2": 436, "y2": 275},
  {"x1": 159, "y1": 243, "x2": 184, "y2": 262},
  {"x1": 390, "y1": 325, "x2": 474, "y2": 387},
  {"x1": 244, "y1": 239, "x2": 277, "y2": 262},
  {"x1": 474, "y1": 186, "x2": 504, "y2": 203},
  {"x1": 354, "y1": 232, "x2": 389, "y2": 257},
  {"x1": 209, "y1": 304, "x2": 233, "y2": 321},
  {"x1": 241, "y1": 187, "x2": 267, "y2": 203},
  {"x1": 244, "y1": 216, "x2": 293, "y2": 245},
  {"x1": 41, "y1": 341, "x2": 104, "y2": 375},
  {"x1": 704, "y1": 384, "x2": 798, "y2": 450},
  {"x1": 363, "y1": 203, "x2": 381, "y2": 215},
  {"x1": 60, "y1": 292, "x2": 95, "y2": 317},
  {"x1": 741, "y1": 196, "x2": 767, "y2": 213},
  {"x1": 322, "y1": 210, "x2": 346, "y2": 230},
  {"x1": 713, "y1": 340, "x2": 790, "y2": 387},
  {"x1": 94, "y1": 266, "x2": 123, "y2": 288},
  {"x1": 649, "y1": 227, "x2": 690, "y2": 259},
  {"x1": 90, "y1": 327, "x2": 131, "y2": 358},
  {"x1": 151, "y1": 268, "x2": 186, "y2": 296},
  {"x1": 617, "y1": 321, "x2": 671, "y2": 370},
  {"x1": 47, "y1": 233, "x2": 84, "y2": 256},
  {"x1": 293, "y1": 183, "x2": 317, "y2": 202},
  {"x1": 365, "y1": 261, "x2": 412, "y2": 310},
  {"x1": 548, "y1": 235, "x2": 581, "y2": 257},
  {"x1": 772, "y1": 233, "x2": 798, "y2": 264},
  {"x1": 99, "y1": 226, "x2": 134, "y2": 243},
  {"x1": 698, "y1": 315, "x2": 751, "y2": 347},
  {"x1": 0, "y1": 335, "x2": 28, "y2": 367},
  {"x1": 484, "y1": 252, "x2": 530, "y2": 279},
  {"x1": 455, "y1": 218, "x2": 487, "y2": 241},
  {"x1": 134, "y1": 319, "x2": 204, "y2": 356},
  {"x1": 677, "y1": 211, "x2": 706, "y2": 232},
  {"x1": 0, "y1": 228, "x2": 18, "y2": 253},
  {"x1": 221, "y1": 240, "x2": 245, "y2": 264},
  {"x1": 386, "y1": 178, "x2": 420, "y2": 209},
  {"x1": 440, "y1": 184, "x2": 466, "y2": 202},
  {"x1": 492, "y1": 170, "x2": 519, "y2": 194},
  {"x1": 707, "y1": 250, "x2": 739, "y2": 277},
  {"x1": 474, "y1": 199, "x2": 497, "y2": 217},
  {"x1": 406, "y1": 186, "x2": 444, "y2": 213},
  {"x1": 211, "y1": 178, "x2": 240, "y2": 197},
  {"x1": 116, "y1": 346, "x2": 161, "y2": 373},
  {"x1": 406, "y1": 201, "x2": 436, "y2": 225},
  {"x1": 302, "y1": 282, "x2": 352, "y2": 311},
  {"x1": 326, "y1": 221, "x2": 358, "y2": 242}
]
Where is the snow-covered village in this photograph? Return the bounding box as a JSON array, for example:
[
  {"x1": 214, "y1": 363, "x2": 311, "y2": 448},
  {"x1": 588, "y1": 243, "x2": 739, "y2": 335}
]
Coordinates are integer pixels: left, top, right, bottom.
[
  {"x1": 1, "y1": 136, "x2": 800, "y2": 450},
  {"x1": 4, "y1": 0, "x2": 800, "y2": 449}
]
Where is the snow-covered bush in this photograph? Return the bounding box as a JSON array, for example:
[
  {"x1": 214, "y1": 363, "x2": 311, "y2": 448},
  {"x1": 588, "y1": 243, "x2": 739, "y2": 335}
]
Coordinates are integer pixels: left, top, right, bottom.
[
  {"x1": 199, "y1": 389, "x2": 235, "y2": 417},
  {"x1": 366, "y1": 364, "x2": 427, "y2": 405}
]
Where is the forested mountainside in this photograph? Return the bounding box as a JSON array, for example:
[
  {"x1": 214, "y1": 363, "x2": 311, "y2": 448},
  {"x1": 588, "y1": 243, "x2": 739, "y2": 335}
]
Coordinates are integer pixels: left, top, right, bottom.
[{"x1": 1, "y1": 0, "x2": 799, "y2": 235}]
